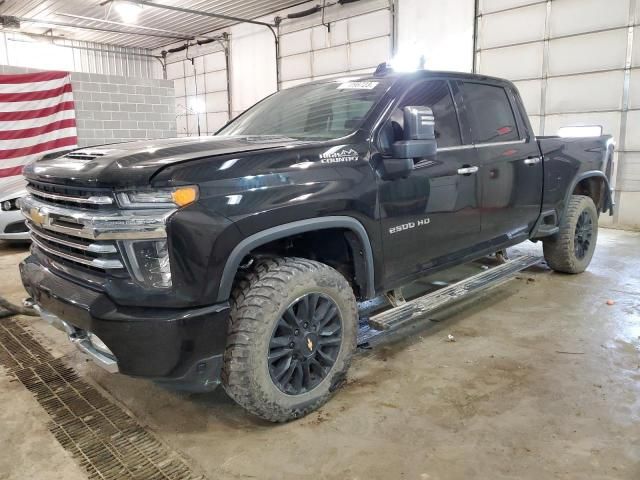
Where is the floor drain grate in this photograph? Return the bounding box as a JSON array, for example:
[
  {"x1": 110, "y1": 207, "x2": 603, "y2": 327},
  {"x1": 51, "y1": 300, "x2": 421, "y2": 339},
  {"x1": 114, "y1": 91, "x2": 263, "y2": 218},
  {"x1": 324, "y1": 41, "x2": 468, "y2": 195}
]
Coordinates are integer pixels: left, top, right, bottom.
[{"x1": 0, "y1": 318, "x2": 204, "y2": 480}]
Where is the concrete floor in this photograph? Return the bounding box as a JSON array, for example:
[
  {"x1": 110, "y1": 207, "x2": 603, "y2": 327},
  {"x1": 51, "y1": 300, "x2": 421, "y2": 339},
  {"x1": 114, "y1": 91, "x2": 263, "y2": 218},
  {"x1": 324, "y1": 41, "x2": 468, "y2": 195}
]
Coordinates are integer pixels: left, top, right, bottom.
[{"x1": 0, "y1": 228, "x2": 639, "y2": 480}]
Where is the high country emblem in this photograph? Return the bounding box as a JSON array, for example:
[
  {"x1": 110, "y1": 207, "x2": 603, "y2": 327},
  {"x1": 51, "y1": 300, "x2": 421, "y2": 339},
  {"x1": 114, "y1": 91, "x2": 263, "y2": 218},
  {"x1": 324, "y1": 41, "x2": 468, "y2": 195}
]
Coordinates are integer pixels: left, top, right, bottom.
[{"x1": 320, "y1": 148, "x2": 359, "y2": 164}]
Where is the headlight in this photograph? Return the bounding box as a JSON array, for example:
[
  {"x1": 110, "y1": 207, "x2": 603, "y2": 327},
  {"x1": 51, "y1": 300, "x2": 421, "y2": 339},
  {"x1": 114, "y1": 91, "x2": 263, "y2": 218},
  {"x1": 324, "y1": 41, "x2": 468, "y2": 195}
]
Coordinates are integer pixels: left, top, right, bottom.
[
  {"x1": 122, "y1": 239, "x2": 172, "y2": 288},
  {"x1": 116, "y1": 186, "x2": 198, "y2": 209}
]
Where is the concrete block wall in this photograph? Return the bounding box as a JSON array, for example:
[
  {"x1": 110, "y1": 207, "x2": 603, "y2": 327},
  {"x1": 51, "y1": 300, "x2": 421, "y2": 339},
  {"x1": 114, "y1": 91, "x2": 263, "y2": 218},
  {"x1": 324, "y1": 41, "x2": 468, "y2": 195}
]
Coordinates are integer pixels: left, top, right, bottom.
[
  {"x1": 70, "y1": 72, "x2": 176, "y2": 147},
  {"x1": 0, "y1": 65, "x2": 176, "y2": 148}
]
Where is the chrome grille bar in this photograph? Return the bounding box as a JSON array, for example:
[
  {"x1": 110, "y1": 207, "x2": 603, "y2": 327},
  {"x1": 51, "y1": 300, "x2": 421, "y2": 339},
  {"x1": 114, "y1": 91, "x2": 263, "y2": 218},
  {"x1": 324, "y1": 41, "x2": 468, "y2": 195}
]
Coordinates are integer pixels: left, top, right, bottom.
[
  {"x1": 26, "y1": 186, "x2": 113, "y2": 205},
  {"x1": 30, "y1": 235, "x2": 124, "y2": 270},
  {"x1": 27, "y1": 222, "x2": 117, "y2": 254},
  {"x1": 21, "y1": 195, "x2": 171, "y2": 240}
]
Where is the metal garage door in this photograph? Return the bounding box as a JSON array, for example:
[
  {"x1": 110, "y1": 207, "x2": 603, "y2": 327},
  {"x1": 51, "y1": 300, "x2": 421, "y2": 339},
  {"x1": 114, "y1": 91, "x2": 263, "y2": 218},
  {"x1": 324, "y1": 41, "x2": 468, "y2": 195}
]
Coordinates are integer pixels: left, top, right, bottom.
[
  {"x1": 166, "y1": 45, "x2": 230, "y2": 137},
  {"x1": 475, "y1": 0, "x2": 639, "y2": 226},
  {"x1": 279, "y1": 0, "x2": 393, "y2": 89}
]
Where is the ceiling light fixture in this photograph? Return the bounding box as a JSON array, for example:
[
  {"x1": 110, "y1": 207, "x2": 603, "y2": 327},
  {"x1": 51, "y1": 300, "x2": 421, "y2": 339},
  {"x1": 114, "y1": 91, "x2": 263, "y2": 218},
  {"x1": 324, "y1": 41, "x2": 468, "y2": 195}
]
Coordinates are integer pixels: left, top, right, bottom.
[{"x1": 114, "y1": 1, "x2": 143, "y2": 24}]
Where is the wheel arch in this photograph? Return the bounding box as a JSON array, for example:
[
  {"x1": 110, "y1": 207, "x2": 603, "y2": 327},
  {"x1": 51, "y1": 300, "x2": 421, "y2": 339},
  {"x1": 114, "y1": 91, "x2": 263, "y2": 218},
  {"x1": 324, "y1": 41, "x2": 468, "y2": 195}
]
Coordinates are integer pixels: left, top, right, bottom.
[
  {"x1": 563, "y1": 171, "x2": 613, "y2": 221},
  {"x1": 216, "y1": 216, "x2": 375, "y2": 302}
]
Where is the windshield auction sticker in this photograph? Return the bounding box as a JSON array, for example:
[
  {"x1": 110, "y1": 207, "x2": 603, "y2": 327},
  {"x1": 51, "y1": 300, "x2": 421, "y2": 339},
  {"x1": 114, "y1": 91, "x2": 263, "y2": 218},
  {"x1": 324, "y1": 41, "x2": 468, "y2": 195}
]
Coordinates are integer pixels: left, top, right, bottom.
[{"x1": 337, "y1": 81, "x2": 379, "y2": 90}]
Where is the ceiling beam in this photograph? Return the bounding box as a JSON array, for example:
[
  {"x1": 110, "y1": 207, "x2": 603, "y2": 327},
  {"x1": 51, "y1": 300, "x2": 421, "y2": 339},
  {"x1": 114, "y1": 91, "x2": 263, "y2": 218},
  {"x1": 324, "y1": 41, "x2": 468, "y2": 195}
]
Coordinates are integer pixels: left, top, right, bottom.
[
  {"x1": 1, "y1": 28, "x2": 162, "y2": 58},
  {"x1": 14, "y1": 16, "x2": 190, "y2": 40},
  {"x1": 56, "y1": 12, "x2": 222, "y2": 42},
  {"x1": 55, "y1": 13, "x2": 194, "y2": 40},
  {"x1": 118, "y1": 0, "x2": 278, "y2": 28}
]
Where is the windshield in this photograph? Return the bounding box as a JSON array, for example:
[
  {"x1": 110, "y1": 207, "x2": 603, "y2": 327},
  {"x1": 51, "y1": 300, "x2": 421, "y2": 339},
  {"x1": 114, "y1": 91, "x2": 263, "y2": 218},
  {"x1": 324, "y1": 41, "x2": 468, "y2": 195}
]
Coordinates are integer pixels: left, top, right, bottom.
[{"x1": 219, "y1": 79, "x2": 391, "y2": 140}]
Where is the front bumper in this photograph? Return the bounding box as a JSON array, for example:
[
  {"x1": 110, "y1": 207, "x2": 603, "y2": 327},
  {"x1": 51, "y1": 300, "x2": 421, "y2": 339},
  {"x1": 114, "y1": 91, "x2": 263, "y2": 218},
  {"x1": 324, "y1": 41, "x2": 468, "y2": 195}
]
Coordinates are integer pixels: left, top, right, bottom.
[
  {"x1": 0, "y1": 208, "x2": 29, "y2": 240},
  {"x1": 20, "y1": 255, "x2": 230, "y2": 390}
]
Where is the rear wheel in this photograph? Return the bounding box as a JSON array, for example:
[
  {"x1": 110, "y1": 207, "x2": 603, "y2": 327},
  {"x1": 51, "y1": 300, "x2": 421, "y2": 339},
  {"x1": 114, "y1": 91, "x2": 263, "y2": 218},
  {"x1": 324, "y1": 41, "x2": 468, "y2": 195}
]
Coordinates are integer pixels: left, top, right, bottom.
[
  {"x1": 543, "y1": 195, "x2": 599, "y2": 273},
  {"x1": 222, "y1": 257, "x2": 357, "y2": 422}
]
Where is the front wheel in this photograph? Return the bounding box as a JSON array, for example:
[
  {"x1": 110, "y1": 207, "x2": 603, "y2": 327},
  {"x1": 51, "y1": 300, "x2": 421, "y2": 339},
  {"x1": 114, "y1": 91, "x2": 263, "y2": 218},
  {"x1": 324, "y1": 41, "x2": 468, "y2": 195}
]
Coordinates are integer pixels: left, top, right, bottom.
[
  {"x1": 222, "y1": 257, "x2": 358, "y2": 422},
  {"x1": 543, "y1": 194, "x2": 599, "y2": 274}
]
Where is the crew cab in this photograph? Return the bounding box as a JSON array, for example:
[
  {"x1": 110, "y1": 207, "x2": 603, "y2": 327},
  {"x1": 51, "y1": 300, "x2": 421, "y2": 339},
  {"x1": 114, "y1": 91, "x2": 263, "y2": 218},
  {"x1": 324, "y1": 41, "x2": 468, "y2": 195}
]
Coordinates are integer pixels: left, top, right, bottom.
[{"x1": 19, "y1": 66, "x2": 614, "y2": 422}]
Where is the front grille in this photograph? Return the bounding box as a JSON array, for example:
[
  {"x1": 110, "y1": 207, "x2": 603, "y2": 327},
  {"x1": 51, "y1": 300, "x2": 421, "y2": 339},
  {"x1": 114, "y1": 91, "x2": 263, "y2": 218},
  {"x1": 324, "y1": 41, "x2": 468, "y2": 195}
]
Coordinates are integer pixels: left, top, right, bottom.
[
  {"x1": 21, "y1": 186, "x2": 169, "y2": 281},
  {"x1": 27, "y1": 221, "x2": 125, "y2": 274},
  {"x1": 27, "y1": 181, "x2": 114, "y2": 210}
]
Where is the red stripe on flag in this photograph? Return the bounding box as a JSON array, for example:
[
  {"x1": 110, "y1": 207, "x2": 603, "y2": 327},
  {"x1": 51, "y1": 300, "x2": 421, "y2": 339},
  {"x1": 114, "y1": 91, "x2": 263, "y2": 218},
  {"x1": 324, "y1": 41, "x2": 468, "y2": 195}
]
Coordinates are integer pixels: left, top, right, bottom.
[
  {"x1": 0, "y1": 83, "x2": 72, "y2": 103},
  {"x1": 0, "y1": 165, "x2": 24, "y2": 178},
  {"x1": 0, "y1": 118, "x2": 77, "y2": 141},
  {"x1": 0, "y1": 71, "x2": 69, "y2": 84},
  {"x1": 0, "y1": 101, "x2": 75, "y2": 121},
  {"x1": 0, "y1": 136, "x2": 78, "y2": 160}
]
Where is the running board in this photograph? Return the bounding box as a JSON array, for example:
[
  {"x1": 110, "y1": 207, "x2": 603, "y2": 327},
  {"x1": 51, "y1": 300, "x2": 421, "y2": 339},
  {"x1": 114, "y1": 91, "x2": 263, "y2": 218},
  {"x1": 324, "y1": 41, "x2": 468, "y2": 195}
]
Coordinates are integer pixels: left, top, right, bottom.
[{"x1": 367, "y1": 255, "x2": 541, "y2": 333}]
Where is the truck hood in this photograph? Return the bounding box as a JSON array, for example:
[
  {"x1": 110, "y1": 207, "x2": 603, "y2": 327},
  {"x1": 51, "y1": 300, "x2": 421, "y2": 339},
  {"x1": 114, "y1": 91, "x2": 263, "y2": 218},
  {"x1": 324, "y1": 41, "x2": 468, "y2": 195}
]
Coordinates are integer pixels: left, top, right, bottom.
[{"x1": 23, "y1": 135, "x2": 307, "y2": 188}]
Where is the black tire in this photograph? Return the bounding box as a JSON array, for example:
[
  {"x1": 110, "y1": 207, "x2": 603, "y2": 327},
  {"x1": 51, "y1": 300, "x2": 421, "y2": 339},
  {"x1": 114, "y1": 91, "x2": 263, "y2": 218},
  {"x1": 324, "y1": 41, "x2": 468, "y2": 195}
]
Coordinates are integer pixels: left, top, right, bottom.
[
  {"x1": 222, "y1": 257, "x2": 358, "y2": 422},
  {"x1": 543, "y1": 195, "x2": 599, "y2": 274}
]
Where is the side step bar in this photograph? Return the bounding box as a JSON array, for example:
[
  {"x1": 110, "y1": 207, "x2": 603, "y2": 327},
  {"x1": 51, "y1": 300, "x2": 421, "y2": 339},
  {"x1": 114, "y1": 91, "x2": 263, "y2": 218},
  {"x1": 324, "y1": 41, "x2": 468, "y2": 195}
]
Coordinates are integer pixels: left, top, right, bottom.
[{"x1": 366, "y1": 255, "x2": 541, "y2": 334}]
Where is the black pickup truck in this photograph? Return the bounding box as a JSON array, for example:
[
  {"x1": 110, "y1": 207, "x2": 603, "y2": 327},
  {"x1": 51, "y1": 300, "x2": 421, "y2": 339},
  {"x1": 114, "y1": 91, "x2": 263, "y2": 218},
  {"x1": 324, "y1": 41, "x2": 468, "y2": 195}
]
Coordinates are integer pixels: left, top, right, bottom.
[{"x1": 19, "y1": 67, "x2": 614, "y2": 422}]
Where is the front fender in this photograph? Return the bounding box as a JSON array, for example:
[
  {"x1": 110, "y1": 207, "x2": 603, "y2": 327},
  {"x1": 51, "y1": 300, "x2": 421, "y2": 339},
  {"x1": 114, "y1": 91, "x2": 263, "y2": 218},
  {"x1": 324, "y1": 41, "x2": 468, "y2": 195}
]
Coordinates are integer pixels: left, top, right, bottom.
[{"x1": 214, "y1": 216, "x2": 376, "y2": 302}]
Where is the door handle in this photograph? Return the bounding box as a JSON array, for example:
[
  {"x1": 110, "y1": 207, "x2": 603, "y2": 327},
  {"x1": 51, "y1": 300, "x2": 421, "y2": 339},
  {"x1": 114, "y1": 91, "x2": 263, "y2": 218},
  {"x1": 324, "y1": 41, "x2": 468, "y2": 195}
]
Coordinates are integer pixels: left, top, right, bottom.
[
  {"x1": 524, "y1": 157, "x2": 541, "y2": 165},
  {"x1": 457, "y1": 166, "x2": 479, "y2": 175}
]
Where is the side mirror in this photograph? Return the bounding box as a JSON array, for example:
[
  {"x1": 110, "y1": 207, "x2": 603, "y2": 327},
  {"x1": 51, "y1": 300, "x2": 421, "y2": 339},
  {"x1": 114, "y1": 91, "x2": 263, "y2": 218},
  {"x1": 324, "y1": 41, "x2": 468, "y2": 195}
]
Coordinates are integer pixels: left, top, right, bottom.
[{"x1": 391, "y1": 106, "x2": 437, "y2": 159}]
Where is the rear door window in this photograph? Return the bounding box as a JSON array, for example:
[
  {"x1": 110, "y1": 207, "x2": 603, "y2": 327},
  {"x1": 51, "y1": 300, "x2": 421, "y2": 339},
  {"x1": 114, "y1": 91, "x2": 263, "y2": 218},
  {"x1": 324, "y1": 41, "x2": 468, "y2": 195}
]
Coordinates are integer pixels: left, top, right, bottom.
[{"x1": 459, "y1": 82, "x2": 519, "y2": 144}]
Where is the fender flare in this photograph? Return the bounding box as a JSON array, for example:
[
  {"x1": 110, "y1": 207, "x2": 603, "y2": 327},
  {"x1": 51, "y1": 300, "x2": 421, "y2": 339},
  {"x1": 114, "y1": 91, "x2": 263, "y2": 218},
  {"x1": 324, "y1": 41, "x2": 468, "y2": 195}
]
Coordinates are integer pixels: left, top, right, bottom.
[
  {"x1": 561, "y1": 171, "x2": 613, "y2": 222},
  {"x1": 216, "y1": 216, "x2": 376, "y2": 302}
]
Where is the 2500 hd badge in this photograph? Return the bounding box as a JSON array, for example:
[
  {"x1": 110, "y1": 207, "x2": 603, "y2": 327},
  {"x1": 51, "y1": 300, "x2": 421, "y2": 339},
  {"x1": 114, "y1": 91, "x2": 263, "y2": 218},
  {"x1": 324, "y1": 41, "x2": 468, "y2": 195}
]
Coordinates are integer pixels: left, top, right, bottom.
[{"x1": 389, "y1": 218, "x2": 431, "y2": 235}]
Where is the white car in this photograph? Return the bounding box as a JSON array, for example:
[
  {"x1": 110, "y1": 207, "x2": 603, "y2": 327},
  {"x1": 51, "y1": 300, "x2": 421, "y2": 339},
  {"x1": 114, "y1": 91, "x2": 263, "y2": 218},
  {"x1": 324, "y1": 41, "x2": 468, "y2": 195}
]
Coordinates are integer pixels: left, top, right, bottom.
[{"x1": 0, "y1": 176, "x2": 28, "y2": 242}]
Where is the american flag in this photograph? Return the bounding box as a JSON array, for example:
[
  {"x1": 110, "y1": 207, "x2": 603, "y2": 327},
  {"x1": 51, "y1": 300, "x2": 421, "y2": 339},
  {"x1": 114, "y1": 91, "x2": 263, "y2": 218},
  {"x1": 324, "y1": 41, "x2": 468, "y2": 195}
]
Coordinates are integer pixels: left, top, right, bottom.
[{"x1": 0, "y1": 70, "x2": 78, "y2": 181}]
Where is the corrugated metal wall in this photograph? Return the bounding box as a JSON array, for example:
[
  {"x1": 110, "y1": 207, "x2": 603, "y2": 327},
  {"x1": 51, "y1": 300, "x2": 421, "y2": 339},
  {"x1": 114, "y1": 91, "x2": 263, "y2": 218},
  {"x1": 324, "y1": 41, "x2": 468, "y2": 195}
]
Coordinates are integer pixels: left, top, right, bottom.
[
  {"x1": 0, "y1": 31, "x2": 156, "y2": 78},
  {"x1": 476, "y1": 0, "x2": 640, "y2": 227}
]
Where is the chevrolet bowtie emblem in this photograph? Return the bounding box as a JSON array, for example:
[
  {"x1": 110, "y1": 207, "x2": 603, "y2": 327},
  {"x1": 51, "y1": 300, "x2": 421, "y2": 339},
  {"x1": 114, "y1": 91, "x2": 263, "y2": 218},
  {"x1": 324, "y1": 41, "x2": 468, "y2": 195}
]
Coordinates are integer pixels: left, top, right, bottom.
[
  {"x1": 30, "y1": 207, "x2": 46, "y2": 226},
  {"x1": 307, "y1": 338, "x2": 313, "y2": 351}
]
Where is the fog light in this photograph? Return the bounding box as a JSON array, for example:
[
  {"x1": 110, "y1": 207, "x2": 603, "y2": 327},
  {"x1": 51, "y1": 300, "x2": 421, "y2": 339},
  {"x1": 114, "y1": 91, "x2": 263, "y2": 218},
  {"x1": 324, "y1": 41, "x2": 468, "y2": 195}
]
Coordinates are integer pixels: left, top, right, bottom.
[
  {"x1": 123, "y1": 239, "x2": 172, "y2": 288},
  {"x1": 88, "y1": 333, "x2": 114, "y2": 357}
]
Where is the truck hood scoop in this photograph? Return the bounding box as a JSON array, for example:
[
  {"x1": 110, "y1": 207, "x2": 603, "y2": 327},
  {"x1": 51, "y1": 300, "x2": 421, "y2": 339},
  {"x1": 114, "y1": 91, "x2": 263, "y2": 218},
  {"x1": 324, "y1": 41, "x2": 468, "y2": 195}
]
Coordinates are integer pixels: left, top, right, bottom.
[{"x1": 24, "y1": 136, "x2": 305, "y2": 188}]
